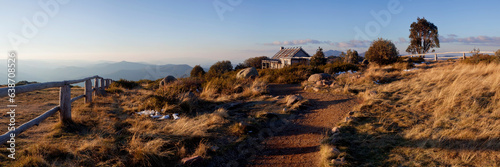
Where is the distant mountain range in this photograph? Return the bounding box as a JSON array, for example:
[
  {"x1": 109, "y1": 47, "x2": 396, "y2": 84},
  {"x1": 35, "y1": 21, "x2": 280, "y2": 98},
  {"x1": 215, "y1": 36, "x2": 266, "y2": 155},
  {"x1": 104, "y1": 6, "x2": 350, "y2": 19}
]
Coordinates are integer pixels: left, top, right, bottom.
[
  {"x1": 323, "y1": 50, "x2": 366, "y2": 57},
  {"x1": 0, "y1": 60, "x2": 193, "y2": 84}
]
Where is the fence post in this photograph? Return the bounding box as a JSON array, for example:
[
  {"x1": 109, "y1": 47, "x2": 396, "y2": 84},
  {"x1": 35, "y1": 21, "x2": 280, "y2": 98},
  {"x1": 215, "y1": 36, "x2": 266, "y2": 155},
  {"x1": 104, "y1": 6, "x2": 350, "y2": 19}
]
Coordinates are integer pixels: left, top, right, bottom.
[
  {"x1": 463, "y1": 53, "x2": 466, "y2": 60},
  {"x1": 94, "y1": 78, "x2": 99, "y2": 96},
  {"x1": 100, "y1": 78, "x2": 106, "y2": 96},
  {"x1": 84, "y1": 79, "x2": 92, "y2": 103},
  {"x1": 59, "y1": 84, "x2": 72, "y2": 123},
  {"x1": 434, "y1": 54, "x2": 438, "y2": 61}
]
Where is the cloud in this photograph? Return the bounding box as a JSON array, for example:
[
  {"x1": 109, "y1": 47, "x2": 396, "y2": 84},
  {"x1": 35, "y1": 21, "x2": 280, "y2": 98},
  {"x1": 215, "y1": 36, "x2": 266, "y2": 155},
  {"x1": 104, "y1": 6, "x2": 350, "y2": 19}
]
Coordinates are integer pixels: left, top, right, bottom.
[
  {"x1": 440, "y1": 35, "x2": 500, "y2": 46},
  {"x1": 265, "y1": 39, "x2": 330, "y2": 46},
  {"x1": 398, "y1": 37, "x2": 407, "y2": 43}
]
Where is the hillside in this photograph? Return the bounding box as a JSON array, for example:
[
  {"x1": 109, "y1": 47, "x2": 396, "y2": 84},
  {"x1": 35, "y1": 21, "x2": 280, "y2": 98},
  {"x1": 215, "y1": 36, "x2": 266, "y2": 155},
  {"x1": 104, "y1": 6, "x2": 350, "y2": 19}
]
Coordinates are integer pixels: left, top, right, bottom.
[
  {"x1": 0, "y1": 60, "x2": 192, "y2": 84},
  {"x1": 318, "y1": 62, "x2": 500, "y2": 166}
]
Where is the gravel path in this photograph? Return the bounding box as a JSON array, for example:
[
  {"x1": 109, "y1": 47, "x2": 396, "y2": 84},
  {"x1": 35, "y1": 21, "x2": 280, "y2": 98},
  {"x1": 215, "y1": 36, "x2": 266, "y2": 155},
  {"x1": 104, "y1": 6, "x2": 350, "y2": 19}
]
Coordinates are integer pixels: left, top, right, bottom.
[{"x1": 249, "y1": 84, "x2": 359, "y2": 167}]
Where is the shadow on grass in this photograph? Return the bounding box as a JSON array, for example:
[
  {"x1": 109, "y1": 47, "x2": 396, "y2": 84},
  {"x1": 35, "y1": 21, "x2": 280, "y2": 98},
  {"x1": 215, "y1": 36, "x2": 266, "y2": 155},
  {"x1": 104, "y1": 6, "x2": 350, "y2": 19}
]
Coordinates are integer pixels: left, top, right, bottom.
[{"x1": 331, "y1": 116, "x2": 500, "y2": 166}]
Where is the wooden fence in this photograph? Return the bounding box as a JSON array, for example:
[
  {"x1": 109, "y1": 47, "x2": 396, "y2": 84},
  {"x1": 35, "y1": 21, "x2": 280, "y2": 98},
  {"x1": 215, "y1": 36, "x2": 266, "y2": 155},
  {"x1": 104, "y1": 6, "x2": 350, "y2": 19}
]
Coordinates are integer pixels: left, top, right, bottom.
[
  {"x1": 401, "y1": 51, "x2": 495, "y2": 61},
  {"x1": 0, "y1": 76, "x2": 113, "y2": 144}
]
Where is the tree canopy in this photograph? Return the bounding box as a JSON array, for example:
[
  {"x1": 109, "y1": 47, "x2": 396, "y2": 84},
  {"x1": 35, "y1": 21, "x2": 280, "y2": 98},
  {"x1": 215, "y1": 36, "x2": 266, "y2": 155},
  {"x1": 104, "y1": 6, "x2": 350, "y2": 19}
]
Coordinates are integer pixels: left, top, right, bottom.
[
  {"x1": 344, "y1": 49, "x2": 360, "y2": 64},
  {"x1": 310, "y1": 47, "x2": 327, "y2": 66},
  {"x1": 207, "y1": 60, "x2": 233, "y2": 77},
  {"x1": 190, "y1": 65, "x2": 205, "y2": 77},
  {"x1": 243, "y1": 56, "x2": 268, "y2": 69},
  {"x1": 496, "y1": 49, "x2": 500, "y2": 57},
  {"x1": 406, "y1": 17, "x2": 440, "y2": 54},
  {"x1": 366, "y1": 38, "x2": 399, "y2": 65}
]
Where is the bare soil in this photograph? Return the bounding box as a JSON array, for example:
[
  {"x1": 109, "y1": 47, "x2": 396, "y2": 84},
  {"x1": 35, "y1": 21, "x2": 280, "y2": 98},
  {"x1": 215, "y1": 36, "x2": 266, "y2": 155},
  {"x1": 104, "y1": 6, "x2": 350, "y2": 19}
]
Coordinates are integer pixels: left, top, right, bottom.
[{"x1": 250, "y1": 84, "x2": 359, "y2": 167}]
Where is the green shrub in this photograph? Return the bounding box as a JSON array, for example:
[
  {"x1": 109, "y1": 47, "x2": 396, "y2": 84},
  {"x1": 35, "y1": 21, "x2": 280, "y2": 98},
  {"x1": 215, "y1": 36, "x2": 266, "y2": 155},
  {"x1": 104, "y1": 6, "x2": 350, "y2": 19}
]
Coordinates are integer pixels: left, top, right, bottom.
[
  {"x1": 259, "y1": 64, "x2": 313, "y2": 84},
  {"x1": 462, "y1": 54, "x2": 500, "y2": 64},
  {"x1": 207, "y1": 60, "x2": 233, "y2": 79},
  {"x1": 106, "y1": 87, "x2": 124, "y2": 94},
  {"x1": 365, "y1": 38, "x2": 399, "y2": 65},
  {"x1": 323, "y1": 62, "x2": 359, "y2": 75},
  {"x1": 344, "y1": 49, "x2": 360, "y2": 64},
  {"x1": 310, "y1": 47, "x2": 327, "y2": 66},
  {"x1": 408, "y1": 57, "x2": 425, "y2": 63},
  {"x1": 111, "y1": 79, "x2": 140, "y2": 89},
  {"x1": 190, "y1": 65, "x2": 205, "y2": 78}
]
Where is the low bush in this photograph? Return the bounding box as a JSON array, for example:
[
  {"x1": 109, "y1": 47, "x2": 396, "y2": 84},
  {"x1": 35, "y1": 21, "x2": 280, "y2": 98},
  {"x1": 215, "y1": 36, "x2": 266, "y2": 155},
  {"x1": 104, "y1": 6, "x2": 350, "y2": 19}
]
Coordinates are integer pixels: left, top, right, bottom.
[
  {"x1": 323, "y1": 62, "x2": 359, "y2": 75},
  {"x1": 259, "y1": 65, "x2": 314, "y2": 84},
  {"x1": 111, "y1": 79, "x2": 140, "y2": 89},
  {"x1": 462, "y1": 53, "x2": 500, "y2": 64}
]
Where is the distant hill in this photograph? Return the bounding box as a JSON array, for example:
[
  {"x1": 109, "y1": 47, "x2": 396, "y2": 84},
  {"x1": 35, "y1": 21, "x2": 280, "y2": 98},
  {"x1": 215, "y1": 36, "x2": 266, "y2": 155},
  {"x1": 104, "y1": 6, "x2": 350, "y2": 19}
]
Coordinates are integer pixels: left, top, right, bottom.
[
  {"x1": 0, "y1": 60, "x2": 192, "y2": 84},
  {"x1": 324, "y1": 50, "x2": 366, "y2": 58},
  {"x1": 324, "y1": 50, "x2": 343, "y2": 57}
]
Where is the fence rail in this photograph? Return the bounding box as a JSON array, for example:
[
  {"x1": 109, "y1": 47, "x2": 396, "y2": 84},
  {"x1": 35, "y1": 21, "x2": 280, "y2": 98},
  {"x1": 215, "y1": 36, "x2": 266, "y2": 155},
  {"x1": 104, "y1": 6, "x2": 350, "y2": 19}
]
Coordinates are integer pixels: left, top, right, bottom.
[
  {"x1": 402, "y1": 51, "x2": 495, "y2": 61},
  {"x1": 0, "y1": 76, "x2": 113, "y2": 144}
]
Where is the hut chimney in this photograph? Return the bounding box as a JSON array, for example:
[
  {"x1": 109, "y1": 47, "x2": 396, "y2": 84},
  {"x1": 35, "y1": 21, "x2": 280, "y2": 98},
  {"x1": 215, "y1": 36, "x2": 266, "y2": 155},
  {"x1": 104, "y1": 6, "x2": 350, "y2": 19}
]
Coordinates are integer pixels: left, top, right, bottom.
[{"x1": 280, "y1": 46, "x2": 284, "y2": 50}]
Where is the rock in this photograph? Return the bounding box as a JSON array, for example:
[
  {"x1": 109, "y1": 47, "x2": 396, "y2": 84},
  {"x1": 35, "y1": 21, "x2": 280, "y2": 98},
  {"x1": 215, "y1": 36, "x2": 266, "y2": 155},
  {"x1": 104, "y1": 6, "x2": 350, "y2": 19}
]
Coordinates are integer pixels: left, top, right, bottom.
[
  {"x1": 345, "y1": 116, "x2": 351, "y2": 122},
  {"x1": 331, "y1": 157, "x2": 346, "y2": 165},
  {"x1": 348, "y1": 111, "x2": 355, "y2": 115},
  {"x1": 308, "y1": 73, "x2": 331, "y2": 82},
  {"x1": 313, "y1": 87, "x2": 320, "y2": 92},
  {"x1": 303, "y1": 86, "x2": 309, "y2": 91},
  {"x1": 331, "y1": 127, "x2": 340, "y2": 134},
  {"x1": 236, "y1": 67, "x2": 259, "y2": 79},
  {"x1": 316, "y1": 81, "x2": 323, "y2": 86},
  {"x1": 160, "y1": 75, "x2": 176, "y2": 87},
  {"x1": 330, "y1": 82, "x2": 336, "y2": 88},
  {"x1": 181, "y1": 156, "x2": 203, "y2": 166},
  {"x1": 330, "y1": 146, "x2": 341, "y2": 156},
  {"x1": 285, "y1": 94, "x2": 303, "y2": 106}
]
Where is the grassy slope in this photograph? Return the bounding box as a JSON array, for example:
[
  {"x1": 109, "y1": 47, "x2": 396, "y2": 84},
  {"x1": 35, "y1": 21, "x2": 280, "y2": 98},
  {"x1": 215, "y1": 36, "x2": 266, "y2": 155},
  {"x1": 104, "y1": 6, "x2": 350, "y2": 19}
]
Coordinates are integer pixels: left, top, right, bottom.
[
  {"x1": 0, "y1": 77, "x2": 305, "y2": 166},
  {"x1": 321, "y1": 62, "x2": 500, "y2": 166}
]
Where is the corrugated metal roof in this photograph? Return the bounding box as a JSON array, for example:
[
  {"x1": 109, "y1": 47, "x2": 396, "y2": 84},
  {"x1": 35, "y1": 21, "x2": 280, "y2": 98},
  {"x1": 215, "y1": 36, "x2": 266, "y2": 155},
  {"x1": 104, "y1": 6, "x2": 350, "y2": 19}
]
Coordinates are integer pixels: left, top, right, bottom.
[{"x1": 271, "y1": 47, "x2": 310, "y2": 59}]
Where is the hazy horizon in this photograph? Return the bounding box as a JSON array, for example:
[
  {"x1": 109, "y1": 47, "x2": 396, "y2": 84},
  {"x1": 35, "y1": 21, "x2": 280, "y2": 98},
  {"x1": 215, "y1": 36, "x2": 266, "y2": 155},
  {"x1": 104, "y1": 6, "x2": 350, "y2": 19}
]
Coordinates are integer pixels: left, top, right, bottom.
[{"x1": 1, "y1": 0, "x2": 500, "y2": 66}]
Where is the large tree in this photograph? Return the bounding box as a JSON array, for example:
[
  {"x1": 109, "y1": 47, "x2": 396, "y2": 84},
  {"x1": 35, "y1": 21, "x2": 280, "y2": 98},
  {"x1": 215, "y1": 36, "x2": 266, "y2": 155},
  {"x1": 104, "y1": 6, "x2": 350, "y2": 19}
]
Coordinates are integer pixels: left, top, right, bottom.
[
  {"x1": 406, "y1": 17, "x2": 440, "y2": 54},
  {"x1": 495, "y1": 49, "x2": 500, "y2": 57},
  {"x1": 310, "y1": 47, "x2": 327, "y2": 66}
]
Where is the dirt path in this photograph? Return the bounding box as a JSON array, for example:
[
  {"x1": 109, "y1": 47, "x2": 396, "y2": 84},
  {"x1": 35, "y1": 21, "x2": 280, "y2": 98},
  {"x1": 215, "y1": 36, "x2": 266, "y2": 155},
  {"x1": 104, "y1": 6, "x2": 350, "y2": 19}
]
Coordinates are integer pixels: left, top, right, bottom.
[{"x1": 249, "y1": 84, "x2": 359, "y2": 167}]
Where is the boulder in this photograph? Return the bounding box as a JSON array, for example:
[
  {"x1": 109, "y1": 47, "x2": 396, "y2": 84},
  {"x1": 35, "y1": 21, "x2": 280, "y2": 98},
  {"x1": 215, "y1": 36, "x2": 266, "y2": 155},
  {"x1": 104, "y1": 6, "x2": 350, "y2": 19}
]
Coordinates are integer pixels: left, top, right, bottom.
[
  {"x1": 331, "y1": 157, "x2": 346, "y2": 165},
  {"x1": 308, "y1": 73, "x2": 331, "y2": 82},
  {"x1": 331, "y1": 127, "x2": 340, "y2": 134},
  {"x1": 181, "y1": 156, "x2": 203, "y2": 166},
  {"x1": 285, "y1": 94, "x2": 303, "y2": 106},
  {"x1": 236, "y1": 67, "x2": 259, "y2": 79},
  {"x1": 159, "y1": 75, "x2": 177, "y2": 87}
]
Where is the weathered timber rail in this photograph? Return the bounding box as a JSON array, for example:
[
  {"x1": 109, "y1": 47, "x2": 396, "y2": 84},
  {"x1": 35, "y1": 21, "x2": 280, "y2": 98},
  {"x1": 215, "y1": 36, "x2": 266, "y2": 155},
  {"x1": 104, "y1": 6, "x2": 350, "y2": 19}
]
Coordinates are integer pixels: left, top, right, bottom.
[
  {"x1": 402, "y1": 51, "x2": 495, "y2": 61},
  {"x1": 0, "y1": 76, "x2": 113, "y2": 144}
]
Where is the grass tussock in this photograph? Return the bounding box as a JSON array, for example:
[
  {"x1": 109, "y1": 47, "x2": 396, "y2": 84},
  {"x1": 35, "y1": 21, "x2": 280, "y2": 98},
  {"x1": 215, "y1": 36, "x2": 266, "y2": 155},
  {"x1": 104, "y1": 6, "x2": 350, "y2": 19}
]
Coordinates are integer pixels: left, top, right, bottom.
[{"x1": 322, "y1": 62, "x2": 500, "y2": 166}]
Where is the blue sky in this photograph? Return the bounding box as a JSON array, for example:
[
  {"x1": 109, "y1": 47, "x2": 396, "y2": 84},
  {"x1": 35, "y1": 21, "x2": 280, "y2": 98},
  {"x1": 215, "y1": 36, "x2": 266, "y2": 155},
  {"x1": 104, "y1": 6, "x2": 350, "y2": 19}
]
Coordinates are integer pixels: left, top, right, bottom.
[{"x1": 1, "y1": 0, "x2": 499, "y2": 66}]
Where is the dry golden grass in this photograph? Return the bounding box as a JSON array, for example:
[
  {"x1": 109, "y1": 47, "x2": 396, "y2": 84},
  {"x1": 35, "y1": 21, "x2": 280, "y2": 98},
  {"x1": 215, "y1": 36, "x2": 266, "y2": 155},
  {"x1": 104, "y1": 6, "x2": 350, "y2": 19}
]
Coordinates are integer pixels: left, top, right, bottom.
[
  {"x1": 0, "y1": 76, "x2": 288, "y2": 166},
  {"x1": 321, "y1": 62, "x2": 500, "y2": 166}
]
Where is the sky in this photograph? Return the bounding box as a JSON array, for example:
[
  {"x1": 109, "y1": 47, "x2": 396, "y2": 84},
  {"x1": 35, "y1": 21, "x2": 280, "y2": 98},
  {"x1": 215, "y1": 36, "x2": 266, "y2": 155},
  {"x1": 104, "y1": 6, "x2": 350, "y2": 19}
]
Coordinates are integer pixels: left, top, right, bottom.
[{"x1": 1, "y1": 0, "x2": 499, "y2": 67}]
